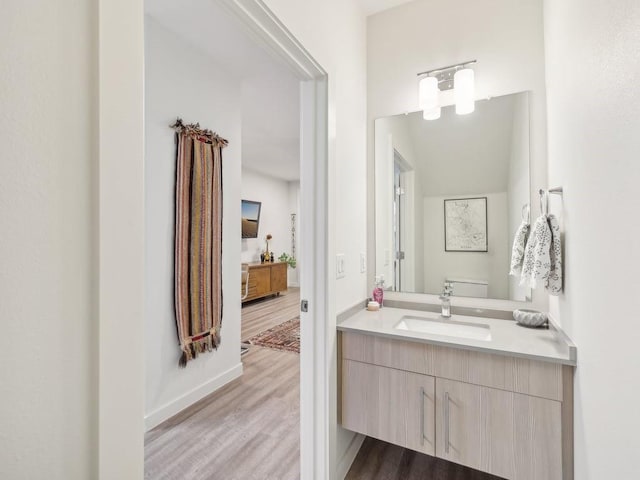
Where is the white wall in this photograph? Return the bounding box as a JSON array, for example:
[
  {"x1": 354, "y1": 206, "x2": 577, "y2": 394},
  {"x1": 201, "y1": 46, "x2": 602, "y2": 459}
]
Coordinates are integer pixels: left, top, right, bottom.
[
  {"x1": 241, "y1": 167, "x2": 293, "y2": 264},
  {"x1": 374, "y1": 121, "x2": 393, "y2": 288},
  {"x1": 367, "y1": 0, "x2": 548, "y2": 310},
  {"x1": 406, "y1": 97, "x2": 515, "y2": 196},
  {"x1": 144, "y1": 18, "x2": 242, "y2": 429},
  {"x1": 263, "y1": 0, "x2": 368, "y2": 309},
  {"x1": 288, "y1": 181, "x2": 301, "y2": 287},
  {"x1": 374, "y1": 116, "x2": 425, "y2": 293},
  {"x1": 2, "y1": 0, "x2": 367, "y2": 476},
  {"x1": 262, "y1": 0, "x2": 368, "y2": 474},
  {"x1": 241, "y1": 74, "x2": 300, "y2": 181},
  {"x1": 410, "y1": 171, "x2": 425, "y2": 293},
  {"x1": 507, "y1": 93, "x2": 531, "y2": 301},
  {"x1": 0, "y1": 2, "x2": 97, "y2": 478},
  {"x1": 375, "y1": 115, "x2": 421, "y2": 290},
  {"x1": 423, "y1": 193, "x2": 509, "y2": 299},
  {"x1": 543, "y1": 1, "x2": 640, "y2": 477}
]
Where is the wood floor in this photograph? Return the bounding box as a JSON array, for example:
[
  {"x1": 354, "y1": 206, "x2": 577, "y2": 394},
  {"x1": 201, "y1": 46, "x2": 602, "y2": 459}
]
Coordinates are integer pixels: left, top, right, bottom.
[
  {"x1": 346, "y1": 437, "x2": 504, "y2": 480},
  {"x1": 145, "y1": 290, "x2": 301, "y2": 480},
  {"x1": 146, "y1": 289, "x2": 500, "y2": 480},
  {"x1": 241, "y1": 287, "x2": 300, "y2": 341}
]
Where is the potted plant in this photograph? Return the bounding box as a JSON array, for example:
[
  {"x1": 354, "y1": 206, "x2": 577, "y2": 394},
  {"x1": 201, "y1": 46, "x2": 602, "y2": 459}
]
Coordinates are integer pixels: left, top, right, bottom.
[{"x1": 278, "y1": 252, "x2": 297, "y2": 269}]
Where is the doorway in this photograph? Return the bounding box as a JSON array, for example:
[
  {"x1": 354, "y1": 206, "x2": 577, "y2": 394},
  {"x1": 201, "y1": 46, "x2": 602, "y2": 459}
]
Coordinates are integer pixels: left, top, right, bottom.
[
  {"x1": 143, "y1": 7, "x2": 305, "y2": 472},
  {"x1": 393, "y1": 159, "x2": 403, "y2": 291},
  {"x1": 392, "y1": 149, "x2": 416, "y2": 293},
  {"x1": 98, "y1": 0, "x2": 330, "y2": 477}
]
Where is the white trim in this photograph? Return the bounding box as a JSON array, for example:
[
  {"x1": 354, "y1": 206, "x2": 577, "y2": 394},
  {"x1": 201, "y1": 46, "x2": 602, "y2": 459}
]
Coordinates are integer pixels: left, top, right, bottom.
[
  {"x1": 301, "y1": 77, "x2": 330, "y2": 480},
  {"x1": 219, "y1": 3, "x2": 330, "y2": 479},
  {"x1": 98, "y1": 0, "x2": 145, "y2": 478},
  {"x1": 144, "y1": 363, "x2": 243, "y2": 431},
  {"x1": 218, "y1": 0, "x2": 324, "y2": 80},
  {"x1": 336, "y1": 434, "x2": 365, "y2": 480}
]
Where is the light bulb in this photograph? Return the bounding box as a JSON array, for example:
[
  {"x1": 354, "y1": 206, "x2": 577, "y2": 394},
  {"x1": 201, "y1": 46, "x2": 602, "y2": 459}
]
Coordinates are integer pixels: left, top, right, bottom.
[
  {"x1": 419, "y1": 76, "x2": 441, "y2": 120},
  {"x1": 454, "y1": 68, "x2": 475, "y2": 115}
]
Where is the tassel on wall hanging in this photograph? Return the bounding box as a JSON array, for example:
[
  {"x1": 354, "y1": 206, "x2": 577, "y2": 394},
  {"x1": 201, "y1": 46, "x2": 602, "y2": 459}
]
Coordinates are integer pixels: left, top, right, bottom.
[{"x1": 171, "y1": 118, "x2": 228, "y2": 367}]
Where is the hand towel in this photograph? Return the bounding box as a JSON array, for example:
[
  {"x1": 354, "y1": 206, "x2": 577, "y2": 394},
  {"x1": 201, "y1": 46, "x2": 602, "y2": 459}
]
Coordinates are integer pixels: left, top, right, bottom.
[
  {"x1": 547, "y1": 214, "x2": 563, "y2": 295},
  {"x1": 509, "y1": 220, "x2": 530, "y2": 276},
  {"x1": 520, "y1": 214, "x2": 552, "y2": 289}
]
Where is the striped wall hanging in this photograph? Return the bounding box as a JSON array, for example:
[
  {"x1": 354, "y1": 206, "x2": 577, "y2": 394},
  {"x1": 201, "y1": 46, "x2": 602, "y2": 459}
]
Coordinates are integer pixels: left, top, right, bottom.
[{"x1": 171, "y1": 118, "x2": 228, "y2": 367}]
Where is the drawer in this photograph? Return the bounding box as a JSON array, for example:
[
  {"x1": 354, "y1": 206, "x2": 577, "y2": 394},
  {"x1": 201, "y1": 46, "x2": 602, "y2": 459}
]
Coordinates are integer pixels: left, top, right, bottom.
[
  {"x1": 341, "y1": 331, "x2": 563, "y2": 401},
  {"x1": 342, "y1": 331, "x2": 435, "y2": 375}
]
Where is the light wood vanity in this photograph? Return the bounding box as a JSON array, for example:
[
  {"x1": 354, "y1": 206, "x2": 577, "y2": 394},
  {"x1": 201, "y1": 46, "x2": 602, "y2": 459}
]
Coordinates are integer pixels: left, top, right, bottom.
[{"x1": 338, "y1": 309, "x2": 576, "y2": 480}]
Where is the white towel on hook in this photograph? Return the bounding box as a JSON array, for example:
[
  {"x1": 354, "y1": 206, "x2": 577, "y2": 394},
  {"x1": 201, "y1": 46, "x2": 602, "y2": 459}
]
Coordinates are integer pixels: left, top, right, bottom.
[
  {"x1": 520, "y1": 214, "x2": 552, "y2": 289},
  {"x1": 509, "y1": 220, "x2": 530, "y2": 276},
  {"x1": 547, "y1": 214, "x2": 563, "y2": 295}
]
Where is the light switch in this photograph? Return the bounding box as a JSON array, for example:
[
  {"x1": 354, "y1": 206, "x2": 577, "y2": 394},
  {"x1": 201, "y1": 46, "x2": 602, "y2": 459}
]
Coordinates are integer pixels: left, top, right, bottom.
[
  {"x1": 360, "y1": 252, "x2": 366, "y2": 273},
  {"x1": 336, "y1": 254, "x2": 346, "y2": 279}
]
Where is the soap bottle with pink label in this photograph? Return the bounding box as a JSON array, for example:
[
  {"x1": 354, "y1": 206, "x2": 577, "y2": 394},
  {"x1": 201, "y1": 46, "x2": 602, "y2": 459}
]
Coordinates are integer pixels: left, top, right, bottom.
[{"x1": 372, "y1": 275, "x2": 385, "y2": 307}]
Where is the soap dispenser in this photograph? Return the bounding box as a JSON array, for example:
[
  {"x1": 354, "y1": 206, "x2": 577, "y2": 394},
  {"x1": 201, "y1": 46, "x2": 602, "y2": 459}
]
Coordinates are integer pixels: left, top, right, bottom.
[{"x1": 372, "y1": 275, "x2": 385, "y2": 307}]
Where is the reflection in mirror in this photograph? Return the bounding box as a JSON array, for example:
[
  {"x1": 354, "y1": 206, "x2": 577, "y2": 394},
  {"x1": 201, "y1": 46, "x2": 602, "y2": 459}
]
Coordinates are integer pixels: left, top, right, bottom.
[{"x1": 375, "y1": 91, "x2": 531, "y2": 302}]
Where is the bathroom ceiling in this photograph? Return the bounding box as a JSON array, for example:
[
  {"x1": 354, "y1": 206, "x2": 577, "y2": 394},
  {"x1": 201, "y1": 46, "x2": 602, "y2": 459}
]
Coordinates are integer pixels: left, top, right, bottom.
[
  {"x1": 405, "y1": 94, "x2": 516, "y2": 196},
  {"x1": 146, "y1": 0, "x2": 301, "y2": 181}
]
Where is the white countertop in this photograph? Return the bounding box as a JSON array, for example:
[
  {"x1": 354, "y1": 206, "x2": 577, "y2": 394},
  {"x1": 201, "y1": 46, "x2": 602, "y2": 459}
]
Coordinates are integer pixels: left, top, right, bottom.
[{"x1": 337, "y1": 307, "x2": 577, "y2": 366}]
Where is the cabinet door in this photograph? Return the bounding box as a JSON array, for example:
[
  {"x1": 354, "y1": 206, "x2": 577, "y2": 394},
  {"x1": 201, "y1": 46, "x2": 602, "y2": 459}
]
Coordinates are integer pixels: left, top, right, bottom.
[
  {"x1": 435, "y1": 379, "x2": 483, "y2": 471},
  {"x1": 342, "y1": 359, "x2": 435, "y2": 456},
  {"x1": 270, "y1": 262, "x2": 287, "y2": 292},
  {"x1": 436, "y1": 378, "x2": 562, "y2": 480},
  {"x1": 251, "y1": 267, "x2": 271, "y2": 295}
]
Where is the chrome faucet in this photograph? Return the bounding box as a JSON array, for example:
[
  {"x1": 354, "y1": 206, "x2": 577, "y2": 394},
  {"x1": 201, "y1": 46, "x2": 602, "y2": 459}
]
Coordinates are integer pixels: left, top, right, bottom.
[{"x1": 439, "y1": 286, "x2": 453, "y2": 318}]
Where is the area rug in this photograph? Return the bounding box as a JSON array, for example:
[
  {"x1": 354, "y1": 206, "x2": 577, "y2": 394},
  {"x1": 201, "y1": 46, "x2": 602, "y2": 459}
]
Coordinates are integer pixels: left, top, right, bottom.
[{"x1": 247, "y1": 317, "x2": 300, "y2": 353}]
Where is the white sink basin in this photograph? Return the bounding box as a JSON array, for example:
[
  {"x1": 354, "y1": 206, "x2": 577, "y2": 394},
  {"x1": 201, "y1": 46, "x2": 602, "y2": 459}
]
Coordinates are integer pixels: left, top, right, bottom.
[{"x1": 394, "y1": 315, "x2": 492, "y2": 341}]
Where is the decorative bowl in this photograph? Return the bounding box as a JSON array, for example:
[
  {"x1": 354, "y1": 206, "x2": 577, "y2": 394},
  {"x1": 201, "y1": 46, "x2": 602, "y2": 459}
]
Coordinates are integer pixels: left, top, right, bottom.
[{"x1": 513, "y1": 309, "x2": 548, "y2": 328}]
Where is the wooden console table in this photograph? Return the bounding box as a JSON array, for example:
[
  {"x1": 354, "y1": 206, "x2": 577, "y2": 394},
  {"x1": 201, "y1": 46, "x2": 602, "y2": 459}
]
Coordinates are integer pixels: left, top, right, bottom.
[{"x1": 242, "y1": 261, "x2": 287, "y2": 303}]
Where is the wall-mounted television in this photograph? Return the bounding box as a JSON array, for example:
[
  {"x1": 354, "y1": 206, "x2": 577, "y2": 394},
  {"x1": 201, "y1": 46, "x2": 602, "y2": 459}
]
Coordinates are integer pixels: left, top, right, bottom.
[{"x1": 241, "y1": 199, "x2": 261, "y2": 239}]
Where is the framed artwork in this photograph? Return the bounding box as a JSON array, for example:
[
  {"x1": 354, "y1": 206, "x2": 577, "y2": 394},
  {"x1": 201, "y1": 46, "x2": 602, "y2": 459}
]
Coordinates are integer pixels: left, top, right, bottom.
[
  {"x1": 241, "y1": 199, "x2": 262, "y2": 238},
  {"x1": 444, "y1": 197, "x2": 488, "y2": 252}
]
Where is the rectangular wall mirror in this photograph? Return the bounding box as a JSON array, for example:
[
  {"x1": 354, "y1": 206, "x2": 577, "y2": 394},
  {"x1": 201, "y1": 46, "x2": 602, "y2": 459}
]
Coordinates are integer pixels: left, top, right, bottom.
[{"x1": 375, "y1": 91, "x2": 532, "y2": 302}]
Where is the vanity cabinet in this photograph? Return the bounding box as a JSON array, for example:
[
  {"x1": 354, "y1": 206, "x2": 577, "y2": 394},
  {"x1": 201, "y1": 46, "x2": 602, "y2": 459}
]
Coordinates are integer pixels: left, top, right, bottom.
[
  {"x1": 339, "y1": 331, "x2": 574, "y2": 480},
  {"x1": 342, "y1": 360, "x2": 435, "y2": 456},
  {"x1": 436, "y1": 378, "x2": 562, "y2": 480}
]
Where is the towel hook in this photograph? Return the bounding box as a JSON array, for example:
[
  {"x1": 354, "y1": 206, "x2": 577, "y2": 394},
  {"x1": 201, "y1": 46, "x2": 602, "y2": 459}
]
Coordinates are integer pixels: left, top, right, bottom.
[
  {"x1": 521, "y1": 204, "x2": 530, "y2": 223},
  {"x1": 539, "y1": 189, "x2": 549, "y2": 216}
]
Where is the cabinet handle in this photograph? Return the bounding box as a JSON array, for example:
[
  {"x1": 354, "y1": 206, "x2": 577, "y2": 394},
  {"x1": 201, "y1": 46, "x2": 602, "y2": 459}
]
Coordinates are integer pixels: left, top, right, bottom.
[
  {"x1": 420, "y1": 387, "x2": 426, "y2": 446},
  {"x1": 444, "y1": 391, "x2": 450, "y2": 454}
]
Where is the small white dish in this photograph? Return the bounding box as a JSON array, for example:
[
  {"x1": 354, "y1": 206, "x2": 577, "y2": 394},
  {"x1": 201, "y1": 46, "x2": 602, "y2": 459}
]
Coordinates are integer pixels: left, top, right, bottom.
[{"x1": 367, "y1": 301, "x2": 380, "y2": 311}]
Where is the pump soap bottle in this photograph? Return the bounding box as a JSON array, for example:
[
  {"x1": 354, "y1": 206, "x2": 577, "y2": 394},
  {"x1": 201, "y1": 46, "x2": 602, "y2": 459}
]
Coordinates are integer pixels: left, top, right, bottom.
[{"x1": 372, "y1": 275, "x2": 385, "y2": 307}]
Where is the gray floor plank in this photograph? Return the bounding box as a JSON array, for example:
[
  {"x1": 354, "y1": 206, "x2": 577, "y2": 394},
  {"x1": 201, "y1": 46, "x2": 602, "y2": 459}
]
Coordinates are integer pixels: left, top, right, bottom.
[{"x1": 145, "y1": 290, "x2": 301, "y2": 479}]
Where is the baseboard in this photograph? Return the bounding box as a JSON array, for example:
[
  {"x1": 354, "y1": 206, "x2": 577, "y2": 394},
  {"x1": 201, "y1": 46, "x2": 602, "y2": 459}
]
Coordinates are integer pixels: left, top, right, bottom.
[
  {"x1": 336, "y1": 433, "x2": 365, "y2": 480},
  {"x1": 144, "y1": 362, "x2": 243, "y2": 431}
]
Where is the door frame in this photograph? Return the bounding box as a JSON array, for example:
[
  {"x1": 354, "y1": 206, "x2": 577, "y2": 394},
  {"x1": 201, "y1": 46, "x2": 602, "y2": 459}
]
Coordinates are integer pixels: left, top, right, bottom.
[
  {"x1": 98, "y1": 0, "x2": 330, "y2": 478},
  {"x1": 393, "y1": 149, "x2": 416, "y2": 292}
]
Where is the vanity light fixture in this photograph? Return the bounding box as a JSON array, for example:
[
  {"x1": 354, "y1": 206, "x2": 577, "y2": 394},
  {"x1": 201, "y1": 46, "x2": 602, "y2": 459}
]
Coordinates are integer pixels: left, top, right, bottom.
[
  {"x1": 419, "y1": 76, "x2": 440, "y2": 120},
  {"x1": 454, "y1": 68, "x2": 475, "y2": 115},
  {"x1": 417, "y1": 60, "x2": 477, "y2": 119}
]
